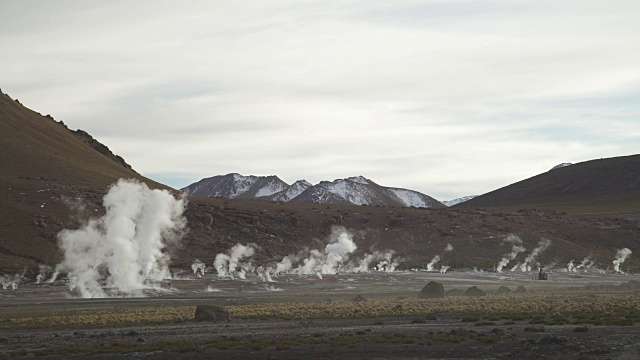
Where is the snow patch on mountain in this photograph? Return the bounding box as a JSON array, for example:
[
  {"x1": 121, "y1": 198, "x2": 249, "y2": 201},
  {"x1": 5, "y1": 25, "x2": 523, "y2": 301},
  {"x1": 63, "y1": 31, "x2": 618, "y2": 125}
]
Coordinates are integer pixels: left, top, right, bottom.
[
  {"x1": 255, "y1": 180, "x2": 288, "y2": 197},
  {"x1": 550, "y1": 163, "x2": 573, "y2": 171},
  {"x1": 442, "y1": 195, "x2": 478, "y2": 207},
  {"x1": 388, "y1": 188, "x2": 432, "y2": 207},
  {"x1": 346, "y1": 176, "x2": 370, "y2": 185}
]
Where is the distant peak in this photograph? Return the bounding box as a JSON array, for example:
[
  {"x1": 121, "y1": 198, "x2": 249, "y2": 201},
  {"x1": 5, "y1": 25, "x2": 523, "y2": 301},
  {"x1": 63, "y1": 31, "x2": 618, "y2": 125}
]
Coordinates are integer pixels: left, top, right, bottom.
[
  {"x1": 550, "y1": 163, "x2": 572, "y2": 171},
  {"x1": 346, "y1": 176, "x2": 369, "y2": 184}
]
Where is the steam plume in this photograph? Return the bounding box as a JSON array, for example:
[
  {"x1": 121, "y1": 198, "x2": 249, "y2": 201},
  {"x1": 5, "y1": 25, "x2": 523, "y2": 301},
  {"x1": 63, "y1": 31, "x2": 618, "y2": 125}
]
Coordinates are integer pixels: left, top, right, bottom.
[
  {"x1": 519, "y1": 238, "x2": 551, "y2": 271},
  {"x1": 191, "y1": 259, "x2": 206, "y2": 277},
  {"x1": 214, "y1": 243, "x2": 255, "y2": 278},
  {"x1": 54, "y1": 179, "x2": 186, "y2": 298},
  {"x1": 426, "y1": 243, "x2": 453, "y2": 271},
  {"x1": 1, "y1": 270, "x2": 25, "y2": 290},
  {"x1": 613, "y1": 248, "x2": 632, "y2": 273},
  {"x1": 566, "y1": 260, "x2": 575, "y2": 272}
]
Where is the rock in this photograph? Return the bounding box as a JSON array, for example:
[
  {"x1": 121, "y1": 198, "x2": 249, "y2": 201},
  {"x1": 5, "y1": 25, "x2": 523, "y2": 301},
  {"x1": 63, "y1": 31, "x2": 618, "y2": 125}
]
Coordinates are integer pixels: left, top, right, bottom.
[
  {"x1": 445, "y1": 288, "x2": 465, "y2": 297},
  {"x1": 465, "y1": 286, "x2": 486, "y2": 297},
  {"x1": 497, "y1": 286, "x2": 511, "y2": 294},
  {"x1": 418, "y1": 281, "x2": 445, "y2": 299},
  {"x1": 536, "y1": 334, "x2": 568, "y2": 345},
  {"x1": 516, "y1": 285, "x2": 527, "y2": 293},
  {"x1": 195, "y1": 305, "x2": 230, "y2": 322},
  {"x1": 352, "y1": 295, "x2": 366, "y2": 302}
]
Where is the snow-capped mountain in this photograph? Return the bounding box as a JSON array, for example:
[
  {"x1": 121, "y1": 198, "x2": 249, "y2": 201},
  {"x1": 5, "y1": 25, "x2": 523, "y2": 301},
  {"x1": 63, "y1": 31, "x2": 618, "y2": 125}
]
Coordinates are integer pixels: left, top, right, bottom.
[
  {"x1": 182, "y1": 174, "x2": 445, "y2": 208},
  {"x1": 181, "y1": 173, "x2": 288, "y2": 199},
  {"x1": 442, "y1": 195, "x2": 478, "y2": 207},
  {"x1": 550, "y1": 163, "x2": 572, "y2": 171}
]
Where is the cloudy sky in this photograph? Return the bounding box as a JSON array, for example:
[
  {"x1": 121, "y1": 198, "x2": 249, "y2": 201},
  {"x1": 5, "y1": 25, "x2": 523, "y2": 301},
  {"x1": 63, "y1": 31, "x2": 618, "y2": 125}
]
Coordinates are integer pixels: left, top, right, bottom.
[{"x1": 1, "y1": 0, "x2": 639, "y2": 201}]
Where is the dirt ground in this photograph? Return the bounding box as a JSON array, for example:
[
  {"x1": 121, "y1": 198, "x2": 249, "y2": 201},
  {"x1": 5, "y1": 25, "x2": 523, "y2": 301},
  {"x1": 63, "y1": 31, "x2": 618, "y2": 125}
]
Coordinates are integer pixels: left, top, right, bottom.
[{"x1": 2, "y1": 271, "x2": 640, "y2": 359}]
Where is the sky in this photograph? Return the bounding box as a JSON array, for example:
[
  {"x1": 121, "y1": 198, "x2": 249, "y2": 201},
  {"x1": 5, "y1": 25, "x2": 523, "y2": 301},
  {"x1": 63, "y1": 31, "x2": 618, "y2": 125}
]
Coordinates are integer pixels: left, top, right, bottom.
[{"x1": 1, "y1": 0, "x2": 639, "y2": 201}]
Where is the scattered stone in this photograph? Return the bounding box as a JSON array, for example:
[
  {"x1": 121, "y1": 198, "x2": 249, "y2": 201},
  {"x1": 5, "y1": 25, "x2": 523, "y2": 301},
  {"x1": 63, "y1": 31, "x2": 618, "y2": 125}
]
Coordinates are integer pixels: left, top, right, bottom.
[
  {"x1": 516, "y1": 285, "x2": 527, "y2": 293},
  {"x1": 195, "y1": 305, "x2": 231, "y2": 322},
  {"x1": 445, "y1": 288, "x2": 465, "y2": 297},
  {"x1": 497, "y1": 286, "x2": 511, "y2": 294},
  {"x1": 352, "y1": 295, "x2": 366, "y2": 302},
  {"x1": 425, "y1": 314, "x2": 439, "y2": 321},
  {"x1": 536, "y1": 334, "x2": 568, "y2": 345},
  {"x1": 465, "y1": 286, "x2": 486, "y2": 297},
  {"x1": 418, "y1": 281, "x2": 445, "y2": 299}
]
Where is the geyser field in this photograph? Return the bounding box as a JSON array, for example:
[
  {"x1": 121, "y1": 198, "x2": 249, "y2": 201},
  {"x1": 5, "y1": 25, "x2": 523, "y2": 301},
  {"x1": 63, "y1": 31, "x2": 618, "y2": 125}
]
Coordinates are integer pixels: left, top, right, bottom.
[{"x1": 2, "y1": 179, "x2": 640, "y2": 359}]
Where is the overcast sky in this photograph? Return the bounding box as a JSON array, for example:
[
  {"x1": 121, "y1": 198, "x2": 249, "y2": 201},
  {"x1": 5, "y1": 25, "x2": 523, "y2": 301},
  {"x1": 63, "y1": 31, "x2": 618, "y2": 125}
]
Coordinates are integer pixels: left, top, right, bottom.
[{"x1": 2, "y1": 0, "x2": 639, "y2": 201}]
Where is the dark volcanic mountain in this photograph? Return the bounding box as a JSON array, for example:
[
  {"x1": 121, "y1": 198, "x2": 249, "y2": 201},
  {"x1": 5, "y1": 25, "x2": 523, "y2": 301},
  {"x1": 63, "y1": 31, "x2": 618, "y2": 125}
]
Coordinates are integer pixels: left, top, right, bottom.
[
  {"x1": 457, "y1": 155, "x2": 640, "y2": 215},
  {"x1": 182, "y1": 175, "x2": 446, "y2": 208}
]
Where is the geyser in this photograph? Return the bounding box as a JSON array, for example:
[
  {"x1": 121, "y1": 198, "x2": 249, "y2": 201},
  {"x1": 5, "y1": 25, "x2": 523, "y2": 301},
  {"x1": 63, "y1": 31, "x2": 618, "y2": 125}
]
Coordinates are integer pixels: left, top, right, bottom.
[{"x1": 53, "y1": 179, "x2": 186, "y2": 298}]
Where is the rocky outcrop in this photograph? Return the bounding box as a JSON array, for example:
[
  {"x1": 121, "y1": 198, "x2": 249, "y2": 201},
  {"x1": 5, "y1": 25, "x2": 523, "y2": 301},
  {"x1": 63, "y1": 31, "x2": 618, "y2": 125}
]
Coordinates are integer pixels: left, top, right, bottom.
[
  {"x1": 418, "y1": 281, "x2": 445, "y2": 299},
  {"x1": 71, "y1": 129, "x2": 133, "y2": 171}
]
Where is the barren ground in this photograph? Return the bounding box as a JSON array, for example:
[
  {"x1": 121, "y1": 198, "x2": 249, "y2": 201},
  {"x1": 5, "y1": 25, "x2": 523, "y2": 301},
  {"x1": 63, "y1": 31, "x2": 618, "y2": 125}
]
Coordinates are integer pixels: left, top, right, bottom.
[{"x1": 2, "y1": 271, "x2": 640, "y2": 359}]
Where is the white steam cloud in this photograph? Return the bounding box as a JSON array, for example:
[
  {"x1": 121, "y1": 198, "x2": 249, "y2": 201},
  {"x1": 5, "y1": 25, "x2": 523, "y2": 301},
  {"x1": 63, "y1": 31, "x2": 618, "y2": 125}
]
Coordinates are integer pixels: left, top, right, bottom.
[
  {"x1": 496, "y1": 235, "x2": 526, "y2": 273},
  {"x1": 214, "y1": 243, "x2": 256, "y2": 279},
  {"x1": 613, "y1": 248, "x2": 632, "y2": 273},
  {"x1": 53, "y1": 179, "x2": 186, "y2": 298}
]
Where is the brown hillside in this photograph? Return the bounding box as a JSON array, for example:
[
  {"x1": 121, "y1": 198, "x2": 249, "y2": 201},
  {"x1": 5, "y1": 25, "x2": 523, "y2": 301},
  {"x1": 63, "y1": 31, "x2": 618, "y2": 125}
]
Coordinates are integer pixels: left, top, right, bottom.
[{"x1": 456, "y1": 155, "x2": 640, "y2": 215}]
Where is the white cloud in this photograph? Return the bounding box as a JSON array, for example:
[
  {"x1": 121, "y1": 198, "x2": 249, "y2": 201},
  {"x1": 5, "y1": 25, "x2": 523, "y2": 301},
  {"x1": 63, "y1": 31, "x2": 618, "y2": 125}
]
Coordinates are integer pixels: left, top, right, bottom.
[{"x1": 1, "y1": 0, "x2": 639, "y2": 200}]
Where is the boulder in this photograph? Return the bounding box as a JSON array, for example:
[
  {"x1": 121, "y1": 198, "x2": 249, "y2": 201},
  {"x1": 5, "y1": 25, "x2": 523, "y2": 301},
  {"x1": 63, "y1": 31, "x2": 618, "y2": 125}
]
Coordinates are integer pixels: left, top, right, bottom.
[
  {"x1": 464, "y1": 286, "x2": 486, "y2": 297},
  {"x1": 516, "y1": 285, "x2": 527, "y2": 293},
  {"x1": 445, "y1": 288, "x2": 465, "y2": 297},
  {"x1": 497, "y1": 286, "x2": 511, "y2": 294},
  {"x1": 195, "y1": 305, "x2": 230, "y2": 322},
  {"x1": 418, "y1": 281, "x2": 445, "y2": 299}
]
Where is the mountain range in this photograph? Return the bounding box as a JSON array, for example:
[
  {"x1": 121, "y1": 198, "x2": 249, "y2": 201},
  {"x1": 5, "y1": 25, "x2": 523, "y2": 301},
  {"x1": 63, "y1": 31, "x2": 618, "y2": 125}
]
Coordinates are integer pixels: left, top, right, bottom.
[
  {"x1": 1, "y1": 89, "x2": 639, "y2": 274},
  {"x1": 182, "y1": 174, "x2": 446, "y2": 208}
]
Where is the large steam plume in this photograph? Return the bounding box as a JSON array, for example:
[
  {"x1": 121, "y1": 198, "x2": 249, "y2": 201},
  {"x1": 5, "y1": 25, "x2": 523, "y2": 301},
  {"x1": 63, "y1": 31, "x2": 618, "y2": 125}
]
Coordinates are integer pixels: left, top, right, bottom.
[
  {"x1": 53, "y1": 179, "x2": 186, "y2": 298},
  {"x1": 613, "y1": 248, "x2": 632, "y2": 273}
]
